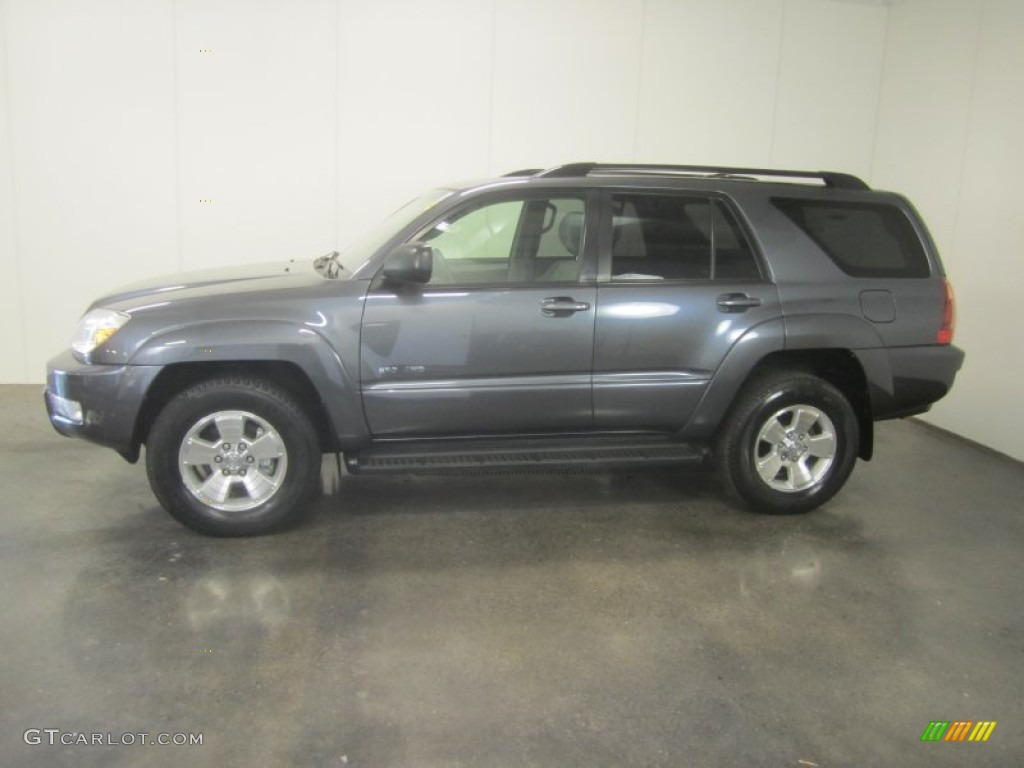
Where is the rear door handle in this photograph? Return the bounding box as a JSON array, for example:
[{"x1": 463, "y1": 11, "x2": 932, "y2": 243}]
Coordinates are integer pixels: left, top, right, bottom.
[
  {"x1": 716, "y1": 293, "x2": 762, "y2": 313},
  {"x1": 540, "y1": 296, "x2": 591, "y2": 316}
]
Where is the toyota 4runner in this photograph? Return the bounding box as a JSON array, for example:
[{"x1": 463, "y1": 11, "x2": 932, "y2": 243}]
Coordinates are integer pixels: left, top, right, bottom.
[{"x1": 45, "y1": 163, "x2": 965, "y2": 536}]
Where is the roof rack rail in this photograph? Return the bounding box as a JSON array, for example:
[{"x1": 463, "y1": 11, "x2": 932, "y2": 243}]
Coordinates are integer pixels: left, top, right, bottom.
[
  {"x1": 502, "y1": 168, "x2": 543, "y2": 177},
  {"x1": 534, "y1": 162, "x2": 870, "y2": 191}
]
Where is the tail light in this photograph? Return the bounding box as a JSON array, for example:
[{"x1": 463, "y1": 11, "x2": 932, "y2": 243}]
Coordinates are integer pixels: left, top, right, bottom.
[{"x1": 937, "y1": 278, "x2": 955, "y2": 345}]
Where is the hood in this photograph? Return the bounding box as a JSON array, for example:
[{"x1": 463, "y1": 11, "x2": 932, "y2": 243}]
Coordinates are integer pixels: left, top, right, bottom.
[{"x1": 89, "y1": 258, "x2": 343, "y2": 310}]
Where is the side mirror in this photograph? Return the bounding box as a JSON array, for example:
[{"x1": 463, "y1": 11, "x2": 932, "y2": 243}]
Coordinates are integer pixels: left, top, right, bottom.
[{"x1": 381, "y1": 244, "x2": 433, "y2": 284}]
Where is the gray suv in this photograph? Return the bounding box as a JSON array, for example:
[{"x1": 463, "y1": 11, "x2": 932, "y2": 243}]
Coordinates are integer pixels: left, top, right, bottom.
[{"x1": 45, "y1": 163, "x2": 965, "y2": 536}]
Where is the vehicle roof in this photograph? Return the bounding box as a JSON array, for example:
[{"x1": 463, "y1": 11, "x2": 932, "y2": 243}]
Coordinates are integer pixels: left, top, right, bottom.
[{"x1": 446, "y1": 163, "x2": 886, "y2": 200}]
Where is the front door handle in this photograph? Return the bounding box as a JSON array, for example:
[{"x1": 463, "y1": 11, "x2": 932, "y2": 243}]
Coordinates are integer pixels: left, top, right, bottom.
[
  {"x1": 716, "y1": 293, "x2": 762, "y2": 313},
  {"x1": 540, "y1": 297, "x2": 591, "y2": 316}
]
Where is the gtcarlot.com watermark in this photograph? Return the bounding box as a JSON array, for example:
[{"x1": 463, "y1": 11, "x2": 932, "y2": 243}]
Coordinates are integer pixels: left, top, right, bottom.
[{"x1": 24, "y1": 728, "x2": 203, "y2": 747}]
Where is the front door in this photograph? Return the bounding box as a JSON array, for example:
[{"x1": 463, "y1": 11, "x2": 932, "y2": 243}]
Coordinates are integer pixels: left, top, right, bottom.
[{"x1": 360, "y1": 190, "x2": 597, "y2": 437}]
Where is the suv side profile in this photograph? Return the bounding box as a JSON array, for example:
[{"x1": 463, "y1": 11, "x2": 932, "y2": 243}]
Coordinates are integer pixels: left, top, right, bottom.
[{"x1": 45, "y1": 163, "x2": 965, "y2": 536}]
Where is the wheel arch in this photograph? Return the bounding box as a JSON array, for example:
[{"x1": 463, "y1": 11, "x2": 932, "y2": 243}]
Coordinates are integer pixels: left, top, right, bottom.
[
  {"x1": 132, "y1": 361, "x2": 338, "y2": 457},
  {"x1": 684, "y1": 314, "x2": 877, "y2": 460},
  {"x1": 119, "y1": 319, "x2": 370, "y2": 460}
]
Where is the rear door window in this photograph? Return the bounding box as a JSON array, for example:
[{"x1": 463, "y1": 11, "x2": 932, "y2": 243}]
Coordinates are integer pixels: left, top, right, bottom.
[{"x1": 609, "y1": 193, "x2": 760, "y2": 281}]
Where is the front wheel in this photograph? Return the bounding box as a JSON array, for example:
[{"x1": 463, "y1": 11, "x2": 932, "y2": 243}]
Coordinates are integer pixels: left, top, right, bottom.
[
  {"x1": 715, "y1": 371, "x2": 859, "y2": 514},
  {"x1": 146, "y1": 377, "x2": 321, "y2": 536}
]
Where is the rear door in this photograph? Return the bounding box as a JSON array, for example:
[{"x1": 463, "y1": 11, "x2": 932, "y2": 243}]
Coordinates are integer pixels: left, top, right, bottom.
[
  {"x1": 360, "y1": 189, "x2": 598, "y2": 437},
  {"x1": 593, "y1": 189, "x2": 781, "y2": 430}
]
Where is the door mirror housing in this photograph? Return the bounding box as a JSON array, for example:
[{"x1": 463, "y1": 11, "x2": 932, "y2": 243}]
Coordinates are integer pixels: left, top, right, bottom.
[{"x1": 381, "y1": 244, "x2": 433, "y2": 284}]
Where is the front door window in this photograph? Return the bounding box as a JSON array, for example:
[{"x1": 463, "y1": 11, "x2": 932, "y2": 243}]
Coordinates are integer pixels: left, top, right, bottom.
[{"x1": 417, "y1": 196, "x2": 586, "y2": 285}]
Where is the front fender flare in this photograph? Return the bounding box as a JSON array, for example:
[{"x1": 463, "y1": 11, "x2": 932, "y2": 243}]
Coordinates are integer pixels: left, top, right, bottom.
[{"x1": 127, "y1": 320, "x2": 368, "y2": 446}]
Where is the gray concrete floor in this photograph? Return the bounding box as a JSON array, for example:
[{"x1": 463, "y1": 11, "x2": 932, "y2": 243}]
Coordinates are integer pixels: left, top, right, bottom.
[{"x1": 1, "y1": 384, "x2": 1022, "y2": 767}]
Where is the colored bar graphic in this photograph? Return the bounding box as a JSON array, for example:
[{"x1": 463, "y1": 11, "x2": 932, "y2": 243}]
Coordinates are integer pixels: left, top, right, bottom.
[
  {"x1": 921, "y1": 720, "x2": 996, "y2": 742},
  {"x1": 944, "y1": 721, "x2": 972, "y2": 741},
  {"x1": 968, "y1": 722, "x2": 997, "y2": 742}
]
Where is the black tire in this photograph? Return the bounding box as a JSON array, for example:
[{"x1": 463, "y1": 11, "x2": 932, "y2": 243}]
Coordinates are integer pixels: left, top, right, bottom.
[
  {"x1": 715, "y1": 371, "x2": 859, "y2": 514},
  {"x1": 146, "y1": 377, "x2": 321, "y2": 536}
]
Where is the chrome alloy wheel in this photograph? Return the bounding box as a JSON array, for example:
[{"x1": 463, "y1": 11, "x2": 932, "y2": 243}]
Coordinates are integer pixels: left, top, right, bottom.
[
  {"x1": 178, "y1": 410, "x2": 288, "y2": 512},
  {"x1": 753, "y1": 404, "x2": 837, "y2": 493}
]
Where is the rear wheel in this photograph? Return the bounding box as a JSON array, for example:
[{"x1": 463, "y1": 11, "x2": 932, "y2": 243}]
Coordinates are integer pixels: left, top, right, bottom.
[
  {"x1": 146, "y1": 377, "x2": 320, "y2": 536},
  {"x1": 716, "y1": 371, "x2": 859, "y2": 514}
]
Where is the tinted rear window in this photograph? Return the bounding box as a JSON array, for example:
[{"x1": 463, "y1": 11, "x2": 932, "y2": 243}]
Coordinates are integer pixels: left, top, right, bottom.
[{"x1": 773, "y1": 199, "x2": 930, "y2": 278}]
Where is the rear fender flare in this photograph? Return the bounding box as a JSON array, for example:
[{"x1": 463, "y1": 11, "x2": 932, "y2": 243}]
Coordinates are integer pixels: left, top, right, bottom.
[{"x1": 682, "y1": 317, "x2": 786, "y2": 440}]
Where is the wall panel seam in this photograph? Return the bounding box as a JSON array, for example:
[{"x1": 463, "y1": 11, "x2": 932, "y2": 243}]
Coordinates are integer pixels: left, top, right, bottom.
[
  {"x1": 0, "y1": 0, "x2": 29, "y2": 381},
  {"x1": 867, "y1": 3, "x2": 890, "y2": 181},
  {"x1": 171, "y1": 0, "x2": 183, "y2": 273},
  {"x1": 333, "y1": 0, "x2": 340, "y2": 249},
  {"x1": 631, "y1": 0, "x2": 647, "y2": 162},
  {"x1": 485, "y1": 0, "x2": 497, "y2": 173},
  {"x1": 947, "y1": 2, "x2": 986, "y2": 271},
  {"x1": 768, "y1": 0, "x2": 788, "y2": 165}
]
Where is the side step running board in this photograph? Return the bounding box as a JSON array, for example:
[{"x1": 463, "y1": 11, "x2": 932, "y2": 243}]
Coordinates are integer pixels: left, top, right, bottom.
[{"x1": 345, "y1": 437, "x2": 706, "y2": 475}]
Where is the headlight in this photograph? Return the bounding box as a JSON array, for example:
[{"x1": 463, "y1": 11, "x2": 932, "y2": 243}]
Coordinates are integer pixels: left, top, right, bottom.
[{"x1": 71, "y1": 309, "x2": 131, "y2": 356}]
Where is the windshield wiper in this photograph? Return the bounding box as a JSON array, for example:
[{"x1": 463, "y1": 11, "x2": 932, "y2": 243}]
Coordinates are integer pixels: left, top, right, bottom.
[{"x1": 313, "y1": 251, "x2": 344, "y2": 279}]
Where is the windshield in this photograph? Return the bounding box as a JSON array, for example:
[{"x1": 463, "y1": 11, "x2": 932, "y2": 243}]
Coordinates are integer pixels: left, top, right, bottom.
[{"x1": 337, "y1": 189, "x2": 454, "y2": 274}]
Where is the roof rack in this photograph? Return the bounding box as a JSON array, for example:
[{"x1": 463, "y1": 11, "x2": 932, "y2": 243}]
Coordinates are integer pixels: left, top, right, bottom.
[
  {"x1": 502, "y1": 168, "x2": 543, "y2": 177},
  {"x1": 533, "y1": 162, "x2": 870, "y2": 191}
]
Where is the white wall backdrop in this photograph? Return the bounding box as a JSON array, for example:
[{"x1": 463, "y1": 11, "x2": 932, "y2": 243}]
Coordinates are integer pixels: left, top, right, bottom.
[
  {"x1": 1, "y1": 0, "x2": 1020, "y2": 459},
  {"x1": 871, "y1": 0, "x2": 1024, "y2": 460}
]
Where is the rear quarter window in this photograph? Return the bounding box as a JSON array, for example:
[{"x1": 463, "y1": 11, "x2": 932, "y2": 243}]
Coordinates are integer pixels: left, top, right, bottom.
[{"x1": 772, "y1": 199, "x2": 930, "y2": 278}]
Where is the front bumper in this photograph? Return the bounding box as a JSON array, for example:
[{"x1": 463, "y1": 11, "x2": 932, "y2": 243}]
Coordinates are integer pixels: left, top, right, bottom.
[{"x1": 44, "y1": 350, "x2": 163, "y2": 462}]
